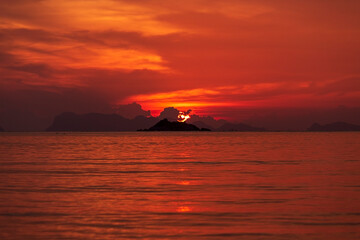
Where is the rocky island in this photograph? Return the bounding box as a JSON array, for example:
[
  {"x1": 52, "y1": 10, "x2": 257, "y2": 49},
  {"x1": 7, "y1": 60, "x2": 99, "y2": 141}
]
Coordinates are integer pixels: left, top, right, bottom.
[{"x1": 139, "y1": 119, "x2": 211, "y2": 131}]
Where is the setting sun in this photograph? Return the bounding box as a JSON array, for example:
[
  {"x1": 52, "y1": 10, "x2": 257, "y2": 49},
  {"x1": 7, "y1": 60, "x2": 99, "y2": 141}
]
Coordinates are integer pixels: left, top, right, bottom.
[{"x1": 177, "y1": 111, "x2": 191, "y2": 122}]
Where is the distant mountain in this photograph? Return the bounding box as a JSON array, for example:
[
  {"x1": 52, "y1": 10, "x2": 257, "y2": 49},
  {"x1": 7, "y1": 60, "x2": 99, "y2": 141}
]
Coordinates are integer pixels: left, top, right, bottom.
[
  {"x1": 139, "y1": 119, "x2": 211, "y2": 131},
  {"x1": 243, "y1": 106, "x2": 360, "y2": 131},
  {"x1": 217, "y1": 123, "x2": 266, "y2": 132},
  {"x1": 191, "y1": 121, "x2": 214, "y2": 131},
  {"x1": 46, "y1": 112, "x2": 158, "y2": 131},
  {"x1": 0, "y1": 126, "x2": 4, "y2": 132},
  {"x1": 131, "y1": 115, "x2": 159, "y2": 129},
  {"x1": 308, "y1": 122, "x2": 360, "y2": 131},
  {"x1": 188, "y1": 115, "x2": 228, "y2": 129}
]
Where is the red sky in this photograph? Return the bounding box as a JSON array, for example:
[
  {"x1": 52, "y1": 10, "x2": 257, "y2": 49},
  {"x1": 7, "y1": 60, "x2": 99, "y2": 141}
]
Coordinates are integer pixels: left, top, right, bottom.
[{"x1": 1, "y1": 0, "x2": 360, "y2": 129}]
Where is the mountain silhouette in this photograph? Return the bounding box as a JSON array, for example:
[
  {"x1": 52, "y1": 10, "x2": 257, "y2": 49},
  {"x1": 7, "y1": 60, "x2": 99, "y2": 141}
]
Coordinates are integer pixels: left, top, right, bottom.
[
  {"x1": 46, "y1": 112, "x2": 270, "y2": 132},
  {"x1": 308, "y1": 122, "x2": 360, "y2": 131},
  {"x1": 139, "y1": 119, "x2": 211, "y2": 131},
  {"x1": 217, "y1": 122, "x2": 266, "y2": 131},
  {"x1": 46, "y1": 112, "x2": 158, "y2": 131},
  {"x1": 191, "y1": 121, "x2": 214, "y2": 131},
  {"x1": 0, "y1": 126, "x2": 4, "y2": 132}
]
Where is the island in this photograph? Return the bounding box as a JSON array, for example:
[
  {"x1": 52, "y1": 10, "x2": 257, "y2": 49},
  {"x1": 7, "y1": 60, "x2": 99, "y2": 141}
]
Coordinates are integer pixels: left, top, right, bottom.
[{"x1": 138, "y1": 119, "x2": 211, "y2": 131}]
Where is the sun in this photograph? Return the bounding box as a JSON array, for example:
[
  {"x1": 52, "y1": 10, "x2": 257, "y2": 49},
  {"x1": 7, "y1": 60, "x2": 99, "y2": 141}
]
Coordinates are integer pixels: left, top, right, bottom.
[{"x1": 177, "y1": 112, "x2": 191, "y2": 122}]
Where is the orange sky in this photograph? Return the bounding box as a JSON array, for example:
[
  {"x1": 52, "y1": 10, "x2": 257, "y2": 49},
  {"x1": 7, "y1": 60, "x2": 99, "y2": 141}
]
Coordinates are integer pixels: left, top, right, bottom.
[{"x1": 1, "y1": 0, "x2": 360, "y2": 124}]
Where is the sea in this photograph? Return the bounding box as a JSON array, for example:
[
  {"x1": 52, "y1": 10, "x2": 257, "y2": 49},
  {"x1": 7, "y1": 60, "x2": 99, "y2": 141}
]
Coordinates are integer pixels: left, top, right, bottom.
[{"x1": 0, "y1": 132, "x2": 359, "y2": 240}]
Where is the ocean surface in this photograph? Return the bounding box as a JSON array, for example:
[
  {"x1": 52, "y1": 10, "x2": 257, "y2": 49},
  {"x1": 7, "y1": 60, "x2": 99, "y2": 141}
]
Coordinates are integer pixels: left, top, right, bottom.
[{"x1": 0, "y1": 132, "x2": 359, "y2": 240}]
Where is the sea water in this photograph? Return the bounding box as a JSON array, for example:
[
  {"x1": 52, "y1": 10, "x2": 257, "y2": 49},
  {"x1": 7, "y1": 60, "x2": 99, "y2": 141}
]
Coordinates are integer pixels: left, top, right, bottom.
[{"x1": 0, "y1": 132, "x2": 359, "y2": 239}]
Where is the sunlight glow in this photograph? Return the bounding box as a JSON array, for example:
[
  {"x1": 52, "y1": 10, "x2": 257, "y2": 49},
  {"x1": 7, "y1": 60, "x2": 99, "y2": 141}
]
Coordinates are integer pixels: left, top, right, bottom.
[
  {"x1": 177, "y1": 112, "x2": 191, "y2": 122},
  {"x1": 177, "y1": 206, "x2": 191, "y2": 213}
]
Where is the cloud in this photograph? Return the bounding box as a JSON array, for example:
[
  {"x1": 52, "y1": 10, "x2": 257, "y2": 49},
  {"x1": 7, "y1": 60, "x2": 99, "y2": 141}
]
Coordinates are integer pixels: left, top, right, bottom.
[
  {"x1": 125, "y1": 77, "x2": 360, "y2": 118},
  {"x1": 156, "y1": 106, "x2": 224, "y2": 129},
  {"x1": 316, "y1": 77, "x2": 360, "y2": 95},
  {"x1": 114, "y1": 102, "x2": 151, "y2": 119},
  {"x1": 7, "y1": 63, "x2": 55, "y2": 78},
  {"x1": 158, "y1": 107, "x2": 179, "y2": 121}
]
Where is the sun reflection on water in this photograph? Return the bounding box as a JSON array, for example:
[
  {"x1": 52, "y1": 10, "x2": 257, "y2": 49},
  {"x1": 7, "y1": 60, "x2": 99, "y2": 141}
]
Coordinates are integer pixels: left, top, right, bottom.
[
  {"x1": 177, "y1": 206, "x2": 191, "y2": 213},
  {"x1": 178, "y1": 181, "x2": 190, "y2": 185}
]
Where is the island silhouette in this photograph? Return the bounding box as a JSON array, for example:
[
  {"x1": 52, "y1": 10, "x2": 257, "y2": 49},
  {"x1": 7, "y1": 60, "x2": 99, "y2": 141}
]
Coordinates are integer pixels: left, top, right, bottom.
[
  {"x1": 45, "y1": 111, "x2": 360, "y2": 132},
  {"x1": 138, "y1": 118, "x2": 210, "y2": 131},
  {"x1": 46, "y1": 112, "x2": 268, "y2": 132}
]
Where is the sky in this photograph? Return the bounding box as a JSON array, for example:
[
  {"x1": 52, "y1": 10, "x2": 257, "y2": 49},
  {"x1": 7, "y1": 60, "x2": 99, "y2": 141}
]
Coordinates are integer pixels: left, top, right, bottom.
[{"x1": 0, "y1": 0, "x2": 360, "y2": 130}]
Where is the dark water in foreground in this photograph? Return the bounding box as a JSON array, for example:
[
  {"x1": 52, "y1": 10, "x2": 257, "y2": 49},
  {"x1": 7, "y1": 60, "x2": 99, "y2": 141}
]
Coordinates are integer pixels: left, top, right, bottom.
[{"x1": 0, "y1": 132, "x2": 359, "y2": 240}]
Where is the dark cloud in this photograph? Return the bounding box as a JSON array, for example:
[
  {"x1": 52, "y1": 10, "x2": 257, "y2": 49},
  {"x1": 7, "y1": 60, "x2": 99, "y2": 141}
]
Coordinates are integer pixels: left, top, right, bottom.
[
  {"x1": 0, "y1": 28, "x2": 63, "y2": 43},
  {"x1": 184, "y1": 109, "x2": 191, "y2": 115},
  {"x1": 114, "y1": 102, "x2": 151, "y2": 119},
  {"x1": 0, "y1": 52, "x2": 17, "y2": 64},
  {"x1": 158, "y1": 107, "x2": 179, "y2": 121},
  {"x1": 8, "y1": 63, "x2": 55, "y2": 78}
]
